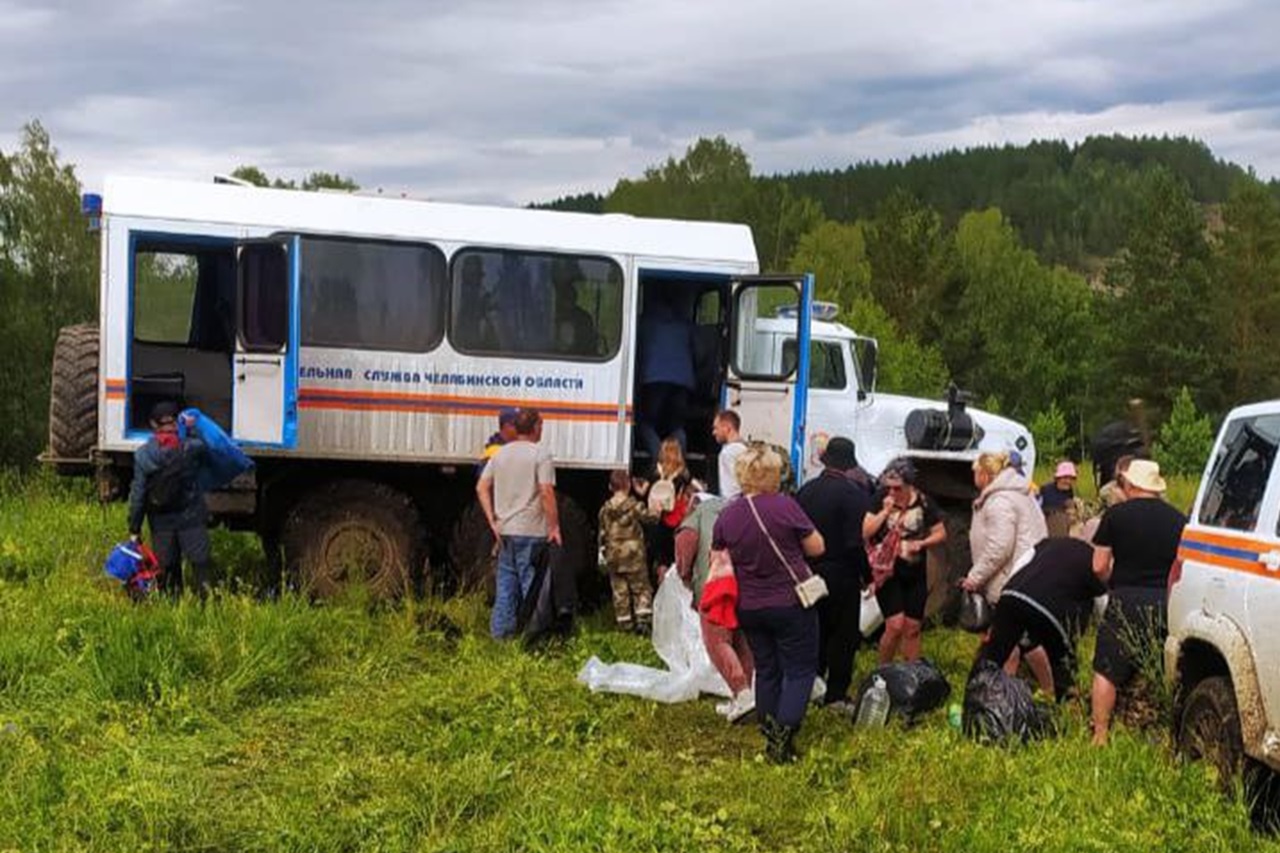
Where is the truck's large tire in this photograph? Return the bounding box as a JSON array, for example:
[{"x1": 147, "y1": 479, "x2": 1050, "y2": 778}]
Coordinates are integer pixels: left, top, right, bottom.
[
  {"x1": 281, "y1": 480, "x2": 425, "y2": 601},
  {"x1": 448, "y1": 492, "x2": 599, "y2": 607},
  {"x1": 449, "y1": 499, "x2": 497, "y2": 599},
  {"x1": 926, "y1": 508, "x2": 971, "y2": 624},
  {"x1": 48, "y1": 323, "x2": 99, "y2": 462}
]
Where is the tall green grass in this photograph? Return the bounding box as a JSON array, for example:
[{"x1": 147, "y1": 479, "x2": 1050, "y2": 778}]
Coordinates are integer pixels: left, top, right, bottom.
[{"x1": 0, "y1": 475, "x2": 1272, "y2": 852}]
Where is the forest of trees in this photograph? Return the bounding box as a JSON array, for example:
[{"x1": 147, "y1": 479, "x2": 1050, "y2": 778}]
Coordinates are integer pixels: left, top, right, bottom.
[
  {"x1": 542, "y1": 134, "x2": 1280, "y2": 465},
  {"x1": 3, "y1": 123, "x2": 1279, "y2": 470}
]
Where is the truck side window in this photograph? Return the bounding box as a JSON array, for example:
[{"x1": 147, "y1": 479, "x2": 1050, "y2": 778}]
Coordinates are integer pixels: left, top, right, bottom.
[
  {"x1": 299, "y1": 238, "x2": 447, "y2": 353},
  {"x1": 134, "y1": 251, "x2": 198, "y2": 344},
  {"x1": 1198, "y1": 414, "x2": 1280, "y2": 532},
  {"x1": 781, "y1": 339, "x2": 847, "y2": 390},
  {"x1": 449, "y1": 249, "x2": 622, "y2": 361},
  {"x1": 239, "y1": 243, "x2": 289, "y2": 352}
]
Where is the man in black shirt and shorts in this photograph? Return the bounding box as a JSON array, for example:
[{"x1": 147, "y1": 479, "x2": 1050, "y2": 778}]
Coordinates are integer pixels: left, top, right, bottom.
[{"x1": 1089, "y1": 459, "x2": 1187, "y2": 745}]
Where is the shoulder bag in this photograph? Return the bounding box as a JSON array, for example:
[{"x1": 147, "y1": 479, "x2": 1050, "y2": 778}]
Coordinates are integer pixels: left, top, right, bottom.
[{"x1": 745, "y1": 496, "x2": 828, "y2": 608}]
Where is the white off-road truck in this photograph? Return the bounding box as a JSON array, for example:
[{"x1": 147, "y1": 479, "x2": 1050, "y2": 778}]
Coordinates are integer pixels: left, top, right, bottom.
[{"x1": 45, "y1": 176, "x2": 1034, "y2": 606}]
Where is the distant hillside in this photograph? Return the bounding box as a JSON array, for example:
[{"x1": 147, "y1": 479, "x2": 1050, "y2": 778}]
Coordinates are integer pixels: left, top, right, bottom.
[
  {"x1": 767, "y1": 135, "x2": 1262, "y2": 267},
  {"x1": 537, "y1": 135, "x2": 1270, "y2": 269}
]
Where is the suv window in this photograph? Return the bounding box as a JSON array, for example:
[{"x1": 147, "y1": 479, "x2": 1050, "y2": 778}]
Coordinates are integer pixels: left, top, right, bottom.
[{"x1": 1198, "y1": 413, "x2": 1280, "y2": 532}]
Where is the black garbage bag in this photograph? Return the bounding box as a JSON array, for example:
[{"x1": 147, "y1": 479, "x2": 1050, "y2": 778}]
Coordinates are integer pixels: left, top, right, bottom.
[
  {"x1": 520, "y1": 544, "x2": 576, "y2": 647},
  {"x1": 962, "y1": 659, "x2": 1053, "y2": 744},
  {"x1": 854, "y1": 659, "x2": 951, "y2": 724}
]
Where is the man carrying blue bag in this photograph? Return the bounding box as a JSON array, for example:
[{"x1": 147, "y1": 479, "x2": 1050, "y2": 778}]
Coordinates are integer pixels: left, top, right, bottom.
[{"x1": 126, "y1": 402, "x2": 252, "y2": 597}]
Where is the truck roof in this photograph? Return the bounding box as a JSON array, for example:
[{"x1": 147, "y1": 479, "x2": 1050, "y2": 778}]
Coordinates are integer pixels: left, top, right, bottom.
[
  {"x1": 754, "y1": 317, "x2": 858, "y2": 341},
  {"x1": 101, "y1": 176, "x2": 760, "y2": 268}
]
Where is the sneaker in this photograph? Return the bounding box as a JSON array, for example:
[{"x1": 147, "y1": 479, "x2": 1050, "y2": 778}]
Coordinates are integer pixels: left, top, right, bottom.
[
  {"x1": 824, "y1": 698, "x2": 858, "y2": 719},
  {"x1": 724, "y1": 689, "x2": 756, "y2": 724},
  {"x1": 809, "y1": 676, "x2": 827, "y2": 704}
]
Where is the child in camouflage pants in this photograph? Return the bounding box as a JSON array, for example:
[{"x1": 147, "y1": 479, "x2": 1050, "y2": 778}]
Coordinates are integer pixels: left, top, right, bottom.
[{"x1": 598, "y1": 469, "x2": 656, "y2": 633}]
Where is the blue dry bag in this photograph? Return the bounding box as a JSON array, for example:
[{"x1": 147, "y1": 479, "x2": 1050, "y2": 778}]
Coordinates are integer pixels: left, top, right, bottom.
[{"x1": 178, "y1": 408, "x2": 254, "y2": 491}]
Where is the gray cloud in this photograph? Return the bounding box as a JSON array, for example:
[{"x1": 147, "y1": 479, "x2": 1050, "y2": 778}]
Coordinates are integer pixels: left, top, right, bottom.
[{"x1": 2, "y1": 0, "x2": 1279, "y2": 204}]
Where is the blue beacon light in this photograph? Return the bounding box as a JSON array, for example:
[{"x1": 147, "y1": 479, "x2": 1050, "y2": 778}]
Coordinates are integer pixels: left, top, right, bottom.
[{"x1": 81, "y1": 193, "x2": 102, "y2": 231}]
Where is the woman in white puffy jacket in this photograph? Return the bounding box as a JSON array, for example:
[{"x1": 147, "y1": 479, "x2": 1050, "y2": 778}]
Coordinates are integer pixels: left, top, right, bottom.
[{"x1": 962, "y1": 452, "x2": 1048, "y2": 604}]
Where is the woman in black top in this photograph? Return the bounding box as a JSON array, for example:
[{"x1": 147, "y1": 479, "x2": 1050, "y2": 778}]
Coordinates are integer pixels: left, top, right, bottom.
[{"x1": 863, "y1": 458, "x2": 947, "y2": 664}]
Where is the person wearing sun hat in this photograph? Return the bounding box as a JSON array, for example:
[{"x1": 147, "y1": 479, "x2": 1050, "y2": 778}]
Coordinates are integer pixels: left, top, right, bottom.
[
  {"x1": 1088, "y1": 458, "x2": 1186, "y2": 745},
  {"x1": 1040, "y1": 459, "x2": 1085, "y2": 538}
]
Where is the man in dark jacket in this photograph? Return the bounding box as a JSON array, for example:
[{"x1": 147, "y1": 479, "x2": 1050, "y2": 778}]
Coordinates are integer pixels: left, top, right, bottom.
[
  {"x1": 127, "y1": 402, "x2": 213, "y2": 597},
  {"x1": 796, "y1": 436, "x2": 872, "y2": 711}
]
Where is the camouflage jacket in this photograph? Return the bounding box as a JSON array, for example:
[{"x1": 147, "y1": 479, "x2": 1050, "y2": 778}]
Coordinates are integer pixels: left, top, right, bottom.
[{"x1": 598, "y1": 493, "x2": 653, "y2": 572}]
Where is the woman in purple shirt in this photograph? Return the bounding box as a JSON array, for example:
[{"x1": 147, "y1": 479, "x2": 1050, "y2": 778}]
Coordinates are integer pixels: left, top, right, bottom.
[{"x1": 712, "y1": 445, "x2": 825, "y2": 763}]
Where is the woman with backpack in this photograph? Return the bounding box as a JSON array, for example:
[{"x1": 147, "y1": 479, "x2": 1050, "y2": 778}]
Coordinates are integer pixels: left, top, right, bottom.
[{"x1": 634, "y1": 438, "x2": 693, "y2": 583}]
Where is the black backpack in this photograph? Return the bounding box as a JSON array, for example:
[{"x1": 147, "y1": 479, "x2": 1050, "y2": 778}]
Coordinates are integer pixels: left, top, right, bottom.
[{"x1": 146, "y1": 443, "x2": 195, "y2": 513}]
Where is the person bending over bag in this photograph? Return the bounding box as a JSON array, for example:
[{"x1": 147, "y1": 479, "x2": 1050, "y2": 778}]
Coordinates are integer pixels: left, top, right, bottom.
[{"x1": 975, "y1": 537, "x2": 1105, "y2": 702}]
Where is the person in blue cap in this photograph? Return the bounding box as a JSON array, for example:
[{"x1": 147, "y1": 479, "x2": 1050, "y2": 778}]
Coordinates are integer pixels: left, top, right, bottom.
[{"x1": 478, "y1": 408, "x2": 520, "y2": 476}]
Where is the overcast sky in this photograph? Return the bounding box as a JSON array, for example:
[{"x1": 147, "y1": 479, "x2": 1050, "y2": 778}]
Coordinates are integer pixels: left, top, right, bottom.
[{"x1": 3, "y1": 0, "x2": 1278, "y2": 205}]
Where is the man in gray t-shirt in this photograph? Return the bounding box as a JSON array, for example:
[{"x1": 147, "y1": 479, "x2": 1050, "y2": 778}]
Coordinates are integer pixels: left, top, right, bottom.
[{"x1": 478, "y1": 408, "x2": 561, "y2": 638}]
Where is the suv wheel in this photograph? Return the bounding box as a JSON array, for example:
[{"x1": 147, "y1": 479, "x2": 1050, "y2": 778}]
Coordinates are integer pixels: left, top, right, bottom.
[{"x1": 1177, "y1": 675, "x2": 1243, "y2": 796}]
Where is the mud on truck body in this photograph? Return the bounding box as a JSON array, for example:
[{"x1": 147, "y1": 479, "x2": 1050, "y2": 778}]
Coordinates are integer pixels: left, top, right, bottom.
[{"x1": 46, "y1": 176, "x2": 1034, "y2": 610}]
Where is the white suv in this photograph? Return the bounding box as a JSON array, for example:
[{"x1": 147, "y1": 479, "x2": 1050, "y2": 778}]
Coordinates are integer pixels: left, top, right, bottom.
[{"x1": 1167, "y1": 400, "x2": 1280, "y2": 825}]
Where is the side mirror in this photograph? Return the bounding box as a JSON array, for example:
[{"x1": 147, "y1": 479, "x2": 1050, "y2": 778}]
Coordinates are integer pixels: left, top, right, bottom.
[{"x1": 853, "y1": 338, "x2": 878, "y2": 399}]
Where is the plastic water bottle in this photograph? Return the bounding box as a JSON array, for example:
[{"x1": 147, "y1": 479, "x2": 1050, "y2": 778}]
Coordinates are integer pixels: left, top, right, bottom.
[{"x1": 855, "y1": 676, "x2": 891, "y2": 727}]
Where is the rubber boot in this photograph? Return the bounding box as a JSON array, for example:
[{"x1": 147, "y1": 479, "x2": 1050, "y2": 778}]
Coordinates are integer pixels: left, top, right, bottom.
[
  {"x1": 773, "y1": 724, "x2": 800, "y2": 764},
  {"x1": 763, "y1": 716, "x2": 800, "y2": 765}
]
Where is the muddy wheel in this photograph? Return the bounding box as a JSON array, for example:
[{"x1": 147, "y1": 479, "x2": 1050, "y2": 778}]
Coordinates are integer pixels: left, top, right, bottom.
[
  {"x1": 449, "y1": 499, "x2": 497, "y2": 600},
  {"x1": 281, "y1": 480, "x2": 424, "y2": 601},
  {"x1": 1177, "y1": 676, "x2": 1243, "y2": 797},
  {"x1": 48, "y1": 323, "x2": 99, "y2": 464},
  {"x1": 926, "y1": 509, "x2": 971, "y2": 623},
  {"x1": 448, "y1": 492, "x2": 599, "y2": 607},
  {"x1": 556, "y1": 493, "x2": 603, "y2": 610}
]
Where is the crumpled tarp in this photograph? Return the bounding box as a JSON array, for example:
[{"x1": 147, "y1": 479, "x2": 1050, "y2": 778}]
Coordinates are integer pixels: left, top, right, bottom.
[{"x1": 577, "y1": 567, "x2": 732, "y2": 703}]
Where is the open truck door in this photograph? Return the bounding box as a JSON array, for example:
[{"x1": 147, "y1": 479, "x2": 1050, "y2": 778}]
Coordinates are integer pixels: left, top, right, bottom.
[
  {"x1": 727, "y1": 274, "x2": 814, "y2": 483},
  {"x1": 233, "y1": 236, "x2": 299, "y2": 448}
]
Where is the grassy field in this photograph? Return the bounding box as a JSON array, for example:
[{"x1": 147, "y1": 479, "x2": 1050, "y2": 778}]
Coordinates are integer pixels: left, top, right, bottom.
[{"x1": 0, "y1": 472, "x2": 1273, "y2": 852}]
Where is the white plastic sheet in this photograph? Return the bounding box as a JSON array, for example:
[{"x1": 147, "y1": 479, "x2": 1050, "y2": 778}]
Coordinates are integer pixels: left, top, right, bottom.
[{"x1": 577, "y1": 566, "x2": 732, "y2": 703}]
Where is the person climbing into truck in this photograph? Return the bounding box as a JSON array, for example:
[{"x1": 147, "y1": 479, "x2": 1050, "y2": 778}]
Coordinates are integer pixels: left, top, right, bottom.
[
  {"x1": 636, "y1": 283, "x2": 697, "y2": 461},
  {"x1": 126, "y1": 401, "x2": 214, "y2": 597}
]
